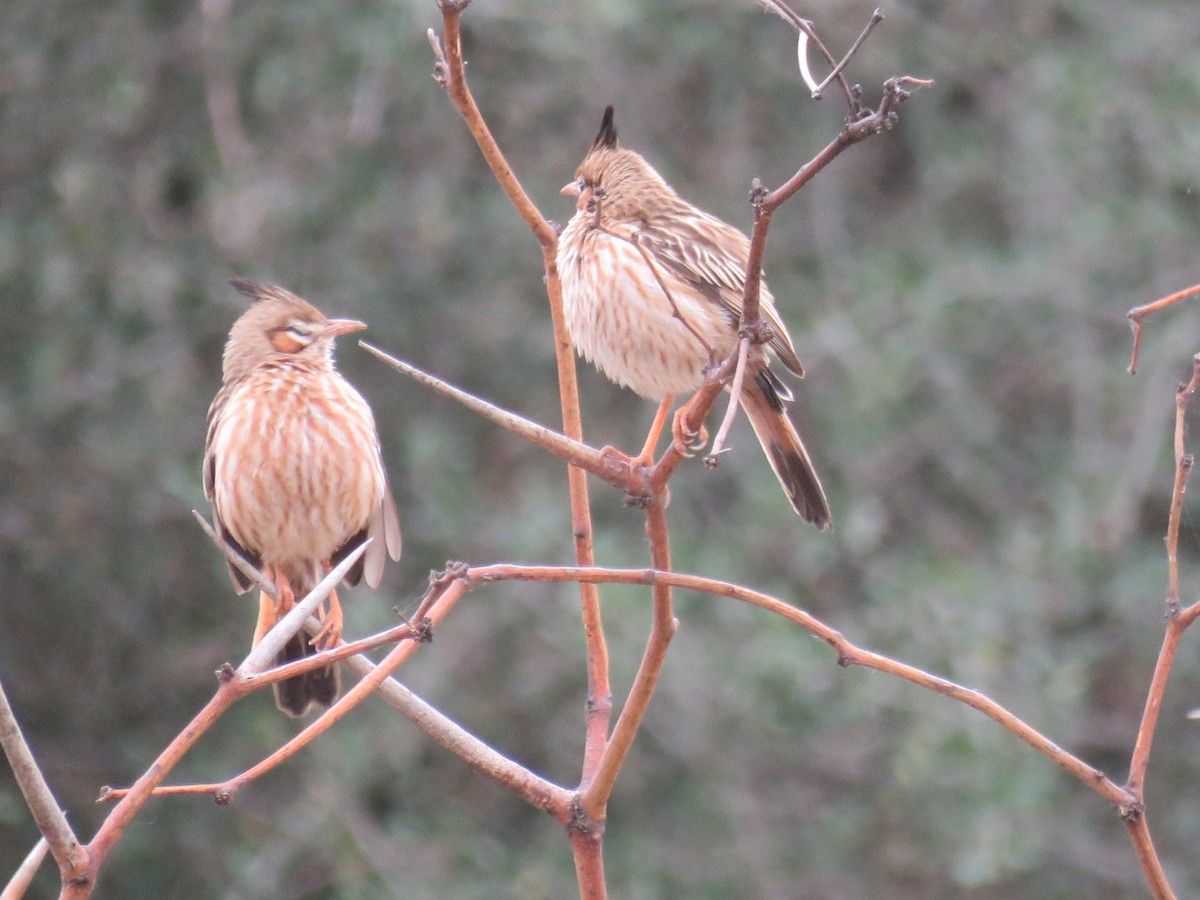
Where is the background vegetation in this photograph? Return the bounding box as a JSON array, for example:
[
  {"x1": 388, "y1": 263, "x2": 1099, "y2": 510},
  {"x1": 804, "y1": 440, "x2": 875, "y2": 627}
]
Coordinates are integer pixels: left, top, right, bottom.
[{"x1": 3, "y1": 0, "x2": 1200, "y2": 896}]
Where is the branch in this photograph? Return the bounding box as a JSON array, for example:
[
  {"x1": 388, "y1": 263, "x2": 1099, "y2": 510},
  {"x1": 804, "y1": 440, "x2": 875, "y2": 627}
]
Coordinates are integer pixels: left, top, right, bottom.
[
  {"x1": 1, "y1": 837, "x2": 49, "y2": 900},
  {"x1": 1126, "y1": 283, "x2": 1200, "y2": 374},
  {"x1": 465, "y1": 562, "x2": 1132, "y2": 808},
  {"x1": 191, "y1": 510, "x2": 277, "y2": 598},
  {"x1": 241, "y1": 541, "x2": 370, "y2": 674},
  {"x1": 741, "y1": 74, "x2": 929, "y2": 332},
  {"x1": 427, "y1": 0, "x2": 612, "y2": 786},
  {"x1": 581, "y1": 503, "x2": 677, "y2": 817},
  {"x1": 0, "y1": 675, "x2": 87, "y2": 884},
  {"x1": 358, "y1": 342, "x2": 632, "y2": 492},
  {"x1": 342, "y1": 644, "x2": 572, "y2": 822}
]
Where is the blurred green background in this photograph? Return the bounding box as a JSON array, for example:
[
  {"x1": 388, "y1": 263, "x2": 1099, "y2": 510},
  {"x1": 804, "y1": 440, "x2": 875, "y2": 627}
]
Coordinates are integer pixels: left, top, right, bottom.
[{"x1": 3, "y1": 0, "x2": 1200, "y2": 896}]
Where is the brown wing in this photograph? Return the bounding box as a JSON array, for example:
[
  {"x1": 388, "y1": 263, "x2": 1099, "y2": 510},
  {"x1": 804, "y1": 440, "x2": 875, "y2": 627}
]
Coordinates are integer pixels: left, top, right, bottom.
[
  {"x1": 202, "y1": 380, "x2": 260, "y2": 594},
  {"x1": 635, "y1": 213, "x2": 805, "y2": 378},
  {"x1": 332, "y1": 473, "x2": 401, "y2": 590},
  {"x1": 362, "y1": 476, "x2": 403, "y2": 589}
]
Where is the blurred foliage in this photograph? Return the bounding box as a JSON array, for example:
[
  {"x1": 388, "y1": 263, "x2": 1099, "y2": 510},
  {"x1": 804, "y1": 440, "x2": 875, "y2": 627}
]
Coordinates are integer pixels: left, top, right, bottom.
[{"x1": 2, "y1": 0, "x2": 1200, "y2": 896}]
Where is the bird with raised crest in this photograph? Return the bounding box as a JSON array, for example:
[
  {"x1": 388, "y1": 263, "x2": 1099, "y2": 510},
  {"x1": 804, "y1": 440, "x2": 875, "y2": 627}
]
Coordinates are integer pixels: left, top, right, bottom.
[
  {"x1": 203, "y1": 279, "x2": 402, "y2": 716},
  {"x1": 556, "y1": 106, "x2": 832, "y2": 529}
]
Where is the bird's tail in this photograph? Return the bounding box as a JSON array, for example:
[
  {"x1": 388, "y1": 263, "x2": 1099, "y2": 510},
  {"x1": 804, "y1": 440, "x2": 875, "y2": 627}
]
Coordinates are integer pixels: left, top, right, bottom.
[
  {"x1": 256, "y1": 590, "x2": 340, "y2": 718},
  {"x1": 740, "y1": 369, "x2": 832, "y2": 530}
]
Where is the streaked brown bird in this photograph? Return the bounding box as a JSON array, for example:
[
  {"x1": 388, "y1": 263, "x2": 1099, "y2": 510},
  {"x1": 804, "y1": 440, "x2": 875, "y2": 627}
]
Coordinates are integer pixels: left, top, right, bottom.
[
  {"x1": 556, "y1": 106, "x2": 832, "y2": 529},
  {"x1": 203, "y1": 279, "x2": 402, "y2": 716}
]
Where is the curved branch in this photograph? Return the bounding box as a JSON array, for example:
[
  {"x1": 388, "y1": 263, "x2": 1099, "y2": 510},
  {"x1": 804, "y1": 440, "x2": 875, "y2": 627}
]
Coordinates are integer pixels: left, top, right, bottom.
[{"x1": 465, "y1": 562, "x2": 1132, "y2": 809}]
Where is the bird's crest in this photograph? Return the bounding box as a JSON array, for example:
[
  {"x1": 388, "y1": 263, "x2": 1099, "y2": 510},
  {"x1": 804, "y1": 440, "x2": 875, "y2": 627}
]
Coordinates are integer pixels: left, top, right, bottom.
[
  {"x1": 230, "y1": 278, "x2": 300, "y2": 308},
  {"x1": 591, "y1": 105, "x2": 619, "y2": 151},
  {"x1": 230, "y1": 277, "x2": 270, "y2": 303}
]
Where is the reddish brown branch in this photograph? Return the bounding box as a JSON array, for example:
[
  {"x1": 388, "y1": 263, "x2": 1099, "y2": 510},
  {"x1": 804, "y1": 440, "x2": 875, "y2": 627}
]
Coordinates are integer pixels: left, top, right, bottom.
[
  {"x1": 359, "y1": 342, "x2": 629, "y2": 491},
  {"x1": 0, "y1": 678, "x2": 87, "y2": 887},
  {"x1": 427, "y1": 0, "x2": 613, "y2": 836},
  {"x1": 1124, "y1": 812, "x2": 1176, "y2": 900},
  {"x1": 581, "y1": 504, "x2": 677, "y2": 818},
  {"x1": 1119, "y1": 356, "x2": 1200, "y2": 900},
  {"x1": 741, "y1": 74, "x2": 929, "y2": 332},
  {"x1": 465, "y1": 562, "x2": 1129, "y2": 807},
  {"x1": 1126, "y1": 283, "x2": 1200, "y2": 374}
]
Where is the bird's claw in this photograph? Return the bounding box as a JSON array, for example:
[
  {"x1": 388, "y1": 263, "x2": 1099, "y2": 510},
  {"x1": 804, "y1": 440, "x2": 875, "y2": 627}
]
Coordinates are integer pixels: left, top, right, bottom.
[{"x1": 671, "y1": 409, "x2": 708, "y2": 458}]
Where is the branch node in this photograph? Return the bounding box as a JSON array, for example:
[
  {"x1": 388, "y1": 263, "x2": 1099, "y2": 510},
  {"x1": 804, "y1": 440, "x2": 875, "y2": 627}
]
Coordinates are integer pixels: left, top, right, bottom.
[
  {"x1": 413, "y1": 617, "x2": 435, "y2": 645},
  {"x1": 749, "y1": 177, "x2": 769, "y2": 208},
  {"x1": 566, "y1": 796, "x2": 603, "y2": 837},
  {"x1": 214, "y1": 662, "x2": 237, "y2": 684},
  {"x1": 622, "y1": 490, "x2": 655, "y2": 509},
  {"x1": 1119, "y1": 798, "x2": 1145, "y2": 824},
  {"x1": 431, "y1": 561, "x2": 470, "y2": 589},
  {"x1": 213, "y1": 789, "x2": 233, "y2": 807},
  {"x1": 426, "y1": 29, "x2": 448, "y2": 87},
  {"x1": 704, "y1": 448, "x2": 732, "y2": 469}
]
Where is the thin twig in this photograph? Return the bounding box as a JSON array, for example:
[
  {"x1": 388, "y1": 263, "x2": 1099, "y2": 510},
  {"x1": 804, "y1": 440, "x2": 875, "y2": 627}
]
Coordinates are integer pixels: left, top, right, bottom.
[
  {"x1": 1125, "y1": 358, "x2": 1200, "y2": 858},
  {"x1": 358, "y1": 342, "x2": 630, "y2": 491},
  {"x1": 1124, "y1": 811, "x2": 1176, "y2": 900},
  {"x1": 706, "y1": 334, "x2": 752, "y2": 466},
  {"x1": 342, "y1": 650, "x2": 571, "y2": 821},
  {"x1": 191, "y1": 510, "x2": 277, "y2": 598},
  {"x1": 133, "y1": 576, "x2": 465, "y2": 805},
  {"x1": 1165, "y1": 357, "x2": 1200, "y2": 611},
  {"x1": 813, "y1": 9, "x2": 884, "y2": 99},
  {"x1": 1126, "y1": 283, "x2": 1200, "y2": 375},
  {"x1": 755, "y1": 0, "x2": 856, "y2": 109},
  {"x1": 241, "y1": 541, "x2": 370, "y2": 674}
]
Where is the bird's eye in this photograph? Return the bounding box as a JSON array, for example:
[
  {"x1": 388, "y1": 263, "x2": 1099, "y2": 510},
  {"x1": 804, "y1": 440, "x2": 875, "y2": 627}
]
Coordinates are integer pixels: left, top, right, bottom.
[{"x1": 269, "y1": 320, "x2": 318, "y2": 354}]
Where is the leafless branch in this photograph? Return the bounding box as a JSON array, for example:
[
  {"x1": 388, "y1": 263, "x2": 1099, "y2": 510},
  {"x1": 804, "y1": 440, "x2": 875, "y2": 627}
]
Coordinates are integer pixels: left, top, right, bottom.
[
  {"x1": 0, "y1": 676, "x2": 87, "y2": 885},
  {"x1": 1126, "y1": 283, "x2": 1200, "y2": 374},
  {"x1": 1, "y1": 837, "x2": 49, "y2": 900}
]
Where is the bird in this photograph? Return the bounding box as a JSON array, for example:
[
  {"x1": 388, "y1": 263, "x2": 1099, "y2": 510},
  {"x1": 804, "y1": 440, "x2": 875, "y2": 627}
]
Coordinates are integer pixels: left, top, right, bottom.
[
  {"x1": 203, "y1": 279, "x2": 402, "y2": 716},
  {"x1": 556, "y1": 105, "x2": 832, "y2": 529}
]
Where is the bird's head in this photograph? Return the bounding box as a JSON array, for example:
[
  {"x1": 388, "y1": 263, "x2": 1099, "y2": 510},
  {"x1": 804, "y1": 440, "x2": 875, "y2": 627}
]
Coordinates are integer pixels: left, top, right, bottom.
[
  {"x1": 222, "y1": 279, "x2": 366, "y2": 382},
  {"x1": 560, "y1": 105, "x2": 680, "y2": 222}
]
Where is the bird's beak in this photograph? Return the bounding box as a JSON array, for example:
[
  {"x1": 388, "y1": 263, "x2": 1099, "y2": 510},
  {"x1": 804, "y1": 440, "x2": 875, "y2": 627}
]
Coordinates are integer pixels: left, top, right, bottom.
[
  {"x1": 325, "y1": 318, "x2": 368, "y2": 337},
  {"x1": 560, "y1": 180, "x2": 581, "y2": 197}
]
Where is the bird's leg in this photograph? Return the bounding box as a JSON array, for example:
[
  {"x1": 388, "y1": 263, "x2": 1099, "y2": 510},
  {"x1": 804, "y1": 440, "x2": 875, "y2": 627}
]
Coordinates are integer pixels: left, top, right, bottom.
[
  {"x1": 252, "y1": 567, "x2": 292, "y2": 647},
  {"x1": 671, "y1": 397, "x2": 710, "y2": 458},
  {"x1": 636, "y1": 395, "x2": 675, "y2": 466},
  {"x1": 312, "y1": 578, "x2": 344, "y2": 651}
]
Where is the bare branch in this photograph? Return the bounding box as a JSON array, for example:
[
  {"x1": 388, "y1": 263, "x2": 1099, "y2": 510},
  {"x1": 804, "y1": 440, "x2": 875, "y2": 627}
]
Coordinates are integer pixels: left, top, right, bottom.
[
  {"x1": 191, "y1": 510, "x2": 277, "y2": 598},
  {"x1": 581, "y1": 503, "x2": 677, "y2": 818},
  {"x1": 0, "y1": 676, "x2": 87, "y2": 882},
  {"x1": 812, "y1": 9, "x2": 884, "y2": 99},
  {"x1": 1126, "y1": 283, "x2": 1200, "y2": 374},
  {"x1": 466, "y1": 562, "x2": 1132, "y2": 809},
  {"x1": 2, "y1": 837, "x2": 50, "y2": 900},
  {"x1": 359, "y1": 341, "x2": 633, "y2": 492},
  {"x1": 241, "y1": 540, "x2": 370, "y2": 674},
  {"x1": 706, "y1": 334, "x2": 752, "y2": 465},
  {"x1": 428, "y1": 0, "x2": 613, "y2": 792}
]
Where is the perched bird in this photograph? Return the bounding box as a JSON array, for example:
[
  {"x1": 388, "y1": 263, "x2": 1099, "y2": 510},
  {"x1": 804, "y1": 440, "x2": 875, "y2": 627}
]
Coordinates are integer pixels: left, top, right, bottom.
[
  {"x1": 556, "y1": 106, "x2": 832, "y2": 529},
  {"x1": 203, "y1": 279, "x2": 402, "y2": 716}
]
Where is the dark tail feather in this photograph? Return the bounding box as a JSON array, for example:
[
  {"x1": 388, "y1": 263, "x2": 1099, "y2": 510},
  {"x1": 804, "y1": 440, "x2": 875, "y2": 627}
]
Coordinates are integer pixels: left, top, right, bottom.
[
  {"x1": 273, "y1": 632, "x2": 341, "y2": 718},
  {"x1": 741, "y1": 371, "x2": 833, "y2": 530}
]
